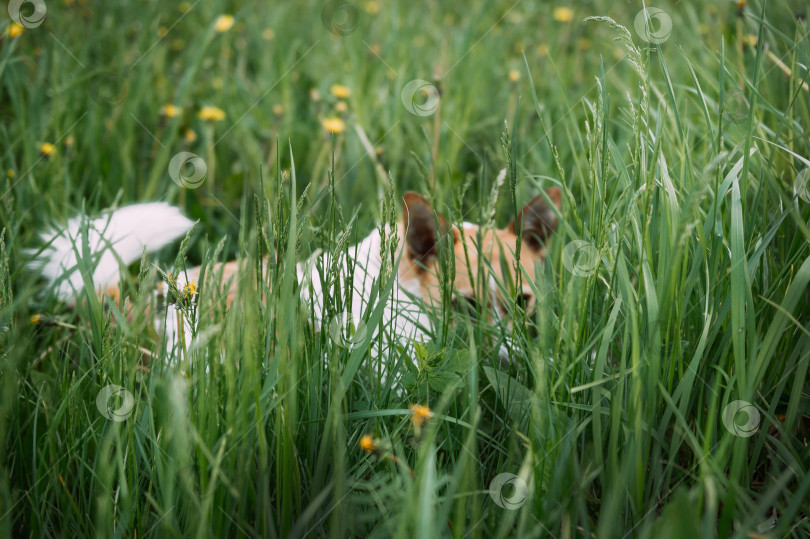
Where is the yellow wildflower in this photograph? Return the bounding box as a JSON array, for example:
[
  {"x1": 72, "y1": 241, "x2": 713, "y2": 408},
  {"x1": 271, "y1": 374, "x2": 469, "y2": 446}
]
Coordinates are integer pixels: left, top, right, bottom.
[
  {"x1": 335, "y1": 101, "x2": 347, "y2": 113},
  {"x1": 537, "y1": 43, "x2": 549, "y2": 57},
  {"x1": 508, "y1": 69, "x2": 521, "y2": 82},
  {"x1": 7, "y1": 23, "x2": 24, "y2": 39},
  {"x1": 262, "y1": 28, "x2": 275, "y2": 41},
  {"x1": 40, "y1": 142, "x2": 57, "y2": 156},
  {"x1": 272, "y1": 104, "x2": 283, "y2": 116},
  {"x1": 184, "y1": 129, "x2": 197, "y2": 143},
  {"x1": 179, "y1": 1, "x2": 191, "y2": 13},
  {"x1": 552, "y1": 7, "x2": 574, "y2": 22},
  {"x1": 30, "y1": 314, "x2": 42, "y2": 324},
  {"x1": 182, "y1": 280, "x2": 198, "y2": 299},
  {"x1": 7, "y1": 169, "x2": 14, "y2": 179},
  {"x1": 199, "y1": 106, "x2": 226, "y2": 121},
  {"x1": 359, "y1": 434, "x2": 378, "y2": 453},
  {"x1": 330, "y1": 84, "x2": 351, "y2": 99},
  {"x1": 214, "y1": 15, "x2": 235, "y2": 33},
  {"x1": 364, "y1": 1, "x2": 379, "y2": 14},
  {"x1": 743, "y1": 34, "x2": 757, "y2": 47},
  {"x1": 410, "y1": 404, "x2": 431, "y2": 427},
  {"x1": 322, "y1": 117, "x2": 345, "y2": 134},
  {"x1": 160, "y1": 104, "x2": 181, "y2": 118}
]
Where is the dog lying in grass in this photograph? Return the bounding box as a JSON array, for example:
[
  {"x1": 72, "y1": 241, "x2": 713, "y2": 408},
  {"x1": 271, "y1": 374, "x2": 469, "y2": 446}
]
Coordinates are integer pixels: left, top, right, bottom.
[{"x1": 31, "y1": 189, "x2": 562, "y2": 357}]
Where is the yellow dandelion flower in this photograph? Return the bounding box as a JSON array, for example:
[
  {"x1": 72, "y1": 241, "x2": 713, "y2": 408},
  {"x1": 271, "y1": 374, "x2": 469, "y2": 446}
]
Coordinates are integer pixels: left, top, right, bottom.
[
  {"x1": 335, "y1": 101, "x2": 347, "y2": 113},
  {"x1": 364, "y1": 1, "x2": 379, "y2": 14},
  {"x1": 178, "y1": 1, "x2": 191, "y2": 13},
  {"x1": 161, "y1": 104, "x2": 182, "y2": 118},
  {"x1": 184, "y1": 128, "x2": 197, "y2": 143},
  {"x1": 537, "y1": 43, "x2": 549, "y2": 57},
  {"x1": 309, "y1": 88, "x2": 321, "y2": 102},
  {"x1": 552, "y1": 7, "x2": 574, "y2": 23},
  {"x1": 214, "y1": 14, "x2": 235, "y2": 33},
  {"x1": 322, "y1": 117, "x2": 345, "y2": 134},
  {"x1": 410, "y1": 404, "x2": 431, "y2": 427},
  {"x1": 30, "y1": 314, "x2": 42, "y2": 324},
  {"x1": 182, "y1": 280, "x2": 198, "y2": 298},
  {"x1": 199, "y1": 106, "x2": 226, "y2": 121},
  {"x1": 272, "y1": 104, "x2": 283, "y2": 115},
  {"x1": 158, "y1": 26, "x2": 168, "y2": 38},
  {"x1": 7, "y1": 23, "x2": 24, "y2": 39},
  {"x1": 262, "y1": 28, "x2": 275, "y2": 41},
  {"x1": 330, "y1": 84, "x2": 351, "y2": 99},
  {"x1": 7, "y1": 169, "x2": 15, "y2": 179},
  {"x1": 508, "y1": 69, "x2": 521, "y2": 82},
  {"x1": 40, "y1": 142, "x2": 57, "y2": 156},
  {"x1": 359, "y1": 434, "x2": 378, "y2": 453},
  {"x1": 742, "y1": 33, "x2": 757, "y2": 46},
  {"x1": 65, "y1": 135, "x2": 74, "y2": 148}
]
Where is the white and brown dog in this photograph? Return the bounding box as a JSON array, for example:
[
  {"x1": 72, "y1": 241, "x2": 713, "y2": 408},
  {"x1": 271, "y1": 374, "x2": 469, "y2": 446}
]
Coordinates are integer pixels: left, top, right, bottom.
[{"x1": 31, "y1": 188, "x2": 561, "y2": 356}]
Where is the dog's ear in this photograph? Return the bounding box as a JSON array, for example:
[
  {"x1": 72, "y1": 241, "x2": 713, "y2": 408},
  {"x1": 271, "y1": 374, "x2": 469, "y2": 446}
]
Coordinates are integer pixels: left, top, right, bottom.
[
  {"x1": 507, "y1": 188, "x2": 562, "y2": 251},
  {"x1": 402, "y1": 192, "x2": 450, "y2": 263}
]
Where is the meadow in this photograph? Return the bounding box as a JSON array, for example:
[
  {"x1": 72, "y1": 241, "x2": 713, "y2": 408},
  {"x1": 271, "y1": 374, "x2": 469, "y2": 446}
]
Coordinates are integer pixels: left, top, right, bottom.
[{"x1": 1, "y1": 0, "x2": 810, "y2": 536}]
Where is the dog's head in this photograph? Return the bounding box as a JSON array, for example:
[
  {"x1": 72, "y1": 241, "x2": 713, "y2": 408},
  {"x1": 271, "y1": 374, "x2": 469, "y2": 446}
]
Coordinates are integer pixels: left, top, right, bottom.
[{"x1": 399, "y1": 188, "x2": 562, "y2": 319}]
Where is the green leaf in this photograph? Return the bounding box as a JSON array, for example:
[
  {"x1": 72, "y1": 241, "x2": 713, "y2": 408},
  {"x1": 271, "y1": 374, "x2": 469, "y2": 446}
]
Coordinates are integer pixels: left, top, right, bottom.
[{"x1": 427, "y1": 371, "x2": 461, "y2": 393}]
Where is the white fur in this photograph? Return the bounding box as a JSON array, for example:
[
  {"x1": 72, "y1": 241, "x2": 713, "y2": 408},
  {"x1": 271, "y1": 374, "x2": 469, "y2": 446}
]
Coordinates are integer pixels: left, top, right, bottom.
[
  {"x1": 160, "y1": 226, "x2": 432, "y2": 359},
  {"x1": 298, "y1": 227, "x2": 431, "y2": 345},
  {"x1": 31, "y1": 203, "x2": 194, "y2": 304}
]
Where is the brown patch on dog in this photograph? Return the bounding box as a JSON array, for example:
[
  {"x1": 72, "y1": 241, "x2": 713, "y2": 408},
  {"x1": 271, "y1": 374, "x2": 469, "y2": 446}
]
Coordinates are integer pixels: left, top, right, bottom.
[{"x1": 399, "y1": 189, "x2": 562, "y2": 316}]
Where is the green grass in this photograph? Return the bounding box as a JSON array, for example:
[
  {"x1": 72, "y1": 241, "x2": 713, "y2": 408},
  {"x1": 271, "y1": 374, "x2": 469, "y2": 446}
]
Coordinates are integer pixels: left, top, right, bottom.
[{"x1": 2, "y1": 0, "x2": 810, "y2": 536}]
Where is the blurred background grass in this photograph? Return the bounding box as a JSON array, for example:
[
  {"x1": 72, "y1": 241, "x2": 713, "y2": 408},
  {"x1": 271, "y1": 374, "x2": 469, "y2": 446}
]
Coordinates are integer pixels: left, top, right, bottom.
[{"x1": 2, "y1": 0, "x2": 810, "y2": 537}]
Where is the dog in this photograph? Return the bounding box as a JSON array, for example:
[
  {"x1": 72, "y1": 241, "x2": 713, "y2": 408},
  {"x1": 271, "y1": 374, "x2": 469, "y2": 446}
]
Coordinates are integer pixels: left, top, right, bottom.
[{"x1": 31, "y1": 188, "x2": 562, "y2": 358}]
